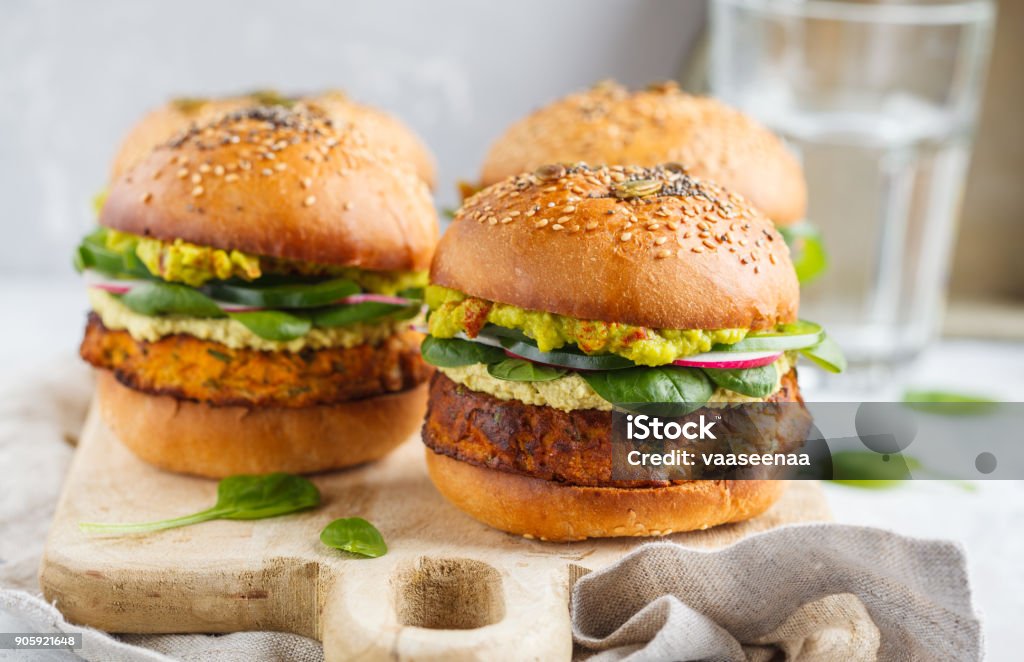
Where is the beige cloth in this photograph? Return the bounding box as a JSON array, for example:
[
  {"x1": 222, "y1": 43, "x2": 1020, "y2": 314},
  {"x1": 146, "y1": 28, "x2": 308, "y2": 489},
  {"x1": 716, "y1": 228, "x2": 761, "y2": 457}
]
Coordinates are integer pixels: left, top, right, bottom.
[
  {"x1": 0, "y1": 356, "x2": 981, "y2": 661},
  {"x1": 571, "y1": 530, "x2": 980, "y2": 661}
]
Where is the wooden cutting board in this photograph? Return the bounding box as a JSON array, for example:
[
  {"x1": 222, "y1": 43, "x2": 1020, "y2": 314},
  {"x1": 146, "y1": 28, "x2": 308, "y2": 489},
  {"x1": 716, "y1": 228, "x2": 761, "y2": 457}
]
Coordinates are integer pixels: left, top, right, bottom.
[{"x1": 40, "y1": 401, "x2": 831, "y2": 661}]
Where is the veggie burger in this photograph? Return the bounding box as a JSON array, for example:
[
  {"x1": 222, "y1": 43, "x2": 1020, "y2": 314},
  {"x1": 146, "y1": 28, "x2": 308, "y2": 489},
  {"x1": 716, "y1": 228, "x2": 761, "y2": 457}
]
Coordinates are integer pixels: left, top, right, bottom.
[
  {"x1": 77, "y1": 105, "x2": 438, "y2": 477},
  {"x1": 475, "y1": 81, "x2": 825, "y2": 281},
  {"x1": 421, "y1": 163, "x2": 843, "y2": 541}
]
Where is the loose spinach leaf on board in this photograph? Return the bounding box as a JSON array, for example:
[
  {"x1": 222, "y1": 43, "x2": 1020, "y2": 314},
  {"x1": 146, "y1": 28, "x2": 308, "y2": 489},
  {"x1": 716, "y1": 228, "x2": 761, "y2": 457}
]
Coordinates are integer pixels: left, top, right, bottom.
[
  {"x1": 229, "y1": 310, "x2": 312, "y2": 341},
  {"x1": 120, "y1": 282, "x2": 225, "y2": 318},
  {"x1": 420, "y1": 336, "x2": 507, "y2": 368},
  {"x1": 580, "y1": 366, "x2": 714, "y2": 415},
  {"x1": 487, "y1": 358, "x2": 565, "y2": 382},
  {"x1": 320, "y1": 517, "x2": 387, "y2": 558},
  {"x1": 800, "y1": 335, "x2": 847, "y2": 373},
  {"x1": 902, "y1": 389, "x2": 999, "y2": 416},
  {"x1": 79, "y1": 473, "x2": 320, "y2": 535},
  {"x1": 703, "y1": 364, "x2": 778, "y2": 398}
]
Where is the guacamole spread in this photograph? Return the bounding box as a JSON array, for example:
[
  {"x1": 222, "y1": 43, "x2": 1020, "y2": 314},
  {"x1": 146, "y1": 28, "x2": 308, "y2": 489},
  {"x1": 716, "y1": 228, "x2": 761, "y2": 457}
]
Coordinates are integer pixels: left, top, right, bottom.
[
  {"x1": 101, "y1": 229, "x2": 427, "y2": 293},
  {"x1": 425, "y1": 285, "x2": 747, "y2": 366}
]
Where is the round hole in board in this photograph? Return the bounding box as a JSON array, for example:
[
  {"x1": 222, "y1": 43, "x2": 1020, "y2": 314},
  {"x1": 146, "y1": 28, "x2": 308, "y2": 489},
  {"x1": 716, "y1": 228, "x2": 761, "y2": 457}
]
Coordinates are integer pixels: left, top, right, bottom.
[{"x1": 393, "y1": 557, "x2": 505, "y2": 629}]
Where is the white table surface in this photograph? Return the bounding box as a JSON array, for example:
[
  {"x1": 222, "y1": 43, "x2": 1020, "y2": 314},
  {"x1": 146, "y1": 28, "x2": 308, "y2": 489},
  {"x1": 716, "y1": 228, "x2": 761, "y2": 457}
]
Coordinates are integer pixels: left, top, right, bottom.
[{"x1": 2, "y1": 278, "x2": 1022, "y2": 660}]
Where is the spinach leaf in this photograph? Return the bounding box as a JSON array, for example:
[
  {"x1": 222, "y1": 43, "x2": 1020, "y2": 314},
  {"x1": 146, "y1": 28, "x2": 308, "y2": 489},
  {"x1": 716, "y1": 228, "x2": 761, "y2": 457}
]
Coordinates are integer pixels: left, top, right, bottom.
[
  {"x1": 229, "y1": 310, "x2": 312, "y2": 341},
  {"x1": 204, "y1": 277, "x2": 359, "y2": 309},
  {"x1": 487, "y1": 358, "x2": 565, "y2": 382},
  {"x1": 420, "y1": 336, "x2": 506, "y2": 368},
  {"x1": 800, "y1": 335, "x2": 847, "y2": 373},
  {"x1": 779, "y1": 223, "x2": 828, "y2": 283},
  {"x1": 75, "y1": 227, "x2": 152, "y2": 279},
  {"x1": 320, "y1": 517, "x2": 387, "y2": 558},
  {"x1": 703, "y1": 364, "x2": 778, "y2": 398},
  {"x1": 902, "y1": 389, "x2": 998, "y2": 416},
  {"x1": 312, "y1": 301, "x2": 410, "y2": 327},
  {"x1": 120, "y1": 282, "x2": 225, "y2": 318},
  {"x1": 79, "y1": 473, "x2": 320, "y2": 535},
  {"x1": 580, "y1": 366, "x2": 713, "y2": 415}
]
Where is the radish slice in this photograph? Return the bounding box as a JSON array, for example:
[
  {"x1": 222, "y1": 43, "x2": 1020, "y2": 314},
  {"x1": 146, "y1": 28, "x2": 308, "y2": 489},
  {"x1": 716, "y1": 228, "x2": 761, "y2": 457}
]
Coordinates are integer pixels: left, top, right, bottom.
[
  {"x1": 83, "y1": 271, "x2": 147, "y2": 294},
  {"x1": 672, "y1": 351, "x2": 782, "y2": 369},
  {"x1": 338, "y1": 293, "x2": 417, "y2": 306}
]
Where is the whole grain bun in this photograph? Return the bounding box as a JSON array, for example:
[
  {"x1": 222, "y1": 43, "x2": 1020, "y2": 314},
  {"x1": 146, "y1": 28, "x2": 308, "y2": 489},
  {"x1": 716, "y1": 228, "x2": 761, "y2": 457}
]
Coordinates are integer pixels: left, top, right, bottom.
[
  {"x1": 425, "y1": 449, "x2": 786, "y2": 541},
  {"x1": 101, "y1": 105, "x2": 438, "y2": 271},
  {"x1": 110, "y1": 90, "x2": 437, "y2": 187},
  {"x1": 96, "y1": 370, "x2": 428, "y2": 478},
  {"x1": 432, "y1": 164, "x2": 798, "y2": 331},
  {"x1": 480, "y1": 81, "x2": 805, "y2": 225}
]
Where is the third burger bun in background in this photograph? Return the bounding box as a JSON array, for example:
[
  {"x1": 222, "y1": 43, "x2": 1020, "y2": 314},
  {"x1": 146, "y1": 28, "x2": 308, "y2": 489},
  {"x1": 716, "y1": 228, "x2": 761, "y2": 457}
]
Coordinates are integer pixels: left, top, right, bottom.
[
  {"x1": 78, "y1": 104, "x2": 438, "y2": 477},
  {"x1": 420, "y1": 164, "x2": 842, "y2": 541},
  {"x1": 109, "y1": 90, "x2": 437, "y2": 188},
  {"x1": 479, "y1": 81, "x2": 805, "y2": 227}
]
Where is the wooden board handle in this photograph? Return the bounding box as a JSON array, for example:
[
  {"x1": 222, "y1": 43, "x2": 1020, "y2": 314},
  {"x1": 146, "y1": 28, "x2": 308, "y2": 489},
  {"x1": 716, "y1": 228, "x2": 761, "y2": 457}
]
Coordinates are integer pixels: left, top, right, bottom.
[{"x1": 321, "y1": 555, "x2": 573, "y2": 661}]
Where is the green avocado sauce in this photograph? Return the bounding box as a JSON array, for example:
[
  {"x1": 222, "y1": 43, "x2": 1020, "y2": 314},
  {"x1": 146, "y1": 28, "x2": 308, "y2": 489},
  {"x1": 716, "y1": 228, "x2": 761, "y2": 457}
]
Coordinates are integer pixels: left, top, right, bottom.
[{"x1": 425, "y1": 285, "x2": 747, "y2": 366}]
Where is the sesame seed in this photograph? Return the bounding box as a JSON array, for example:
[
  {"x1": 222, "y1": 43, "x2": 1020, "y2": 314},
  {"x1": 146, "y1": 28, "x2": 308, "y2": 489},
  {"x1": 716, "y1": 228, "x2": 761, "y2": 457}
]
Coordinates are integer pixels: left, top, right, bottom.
[
  {"x1": 213, "y1": 165, "x2": 224, "y2": 176},
  {"x1": 769, "y1": 253, "x2": 777, "y2": 265},
  {"x1": 140, "y1": 192, "x2": 152, "y2": 204},
  {"x1": 754, "y1": 266, "x2": 760, "y2": 274},
  {"x1": 563, "y1": 205, "x2": 576, "y2": 213},
  {"x1": 557, "y1": 215, "x2": 572, "y2": 224},
  {"x1": 620, "y1": 232, "x2": 632, "y2": 242},
  {"x1": 655, "y1": 236, "x2": 667, "y2": 245},
  {"x1": 304, "y1": 195, "x2": 316, "y2": 206},
  {"x1": 692, "y1": 246, "x2": 704, "y2": 253},
  {"x1": 585, "y1": 221, "x2": 599, "y2": 231},
  {"x1": 508, "y1": 210, "x2": 521, "y2": 217},
  {"x1": 344, "y1": 201, "x2": 353, "y2": 210},
  {"x1": 551, "y1": 223, "x2": 564, "y2": 231},
  {"x1": 500, "y1": 217, "x2": 513, "y2": 224},
  {"x1": 656, "y1": 249, "x2": 672, "y2": 259},
  {"x1": 224, "y1": 173, "x2": 239, "y2": 183},
  {"x1": 488, "y1": 217, "x2": 498, "y2": 225},
  {"x1": 301, "y1": 177, "x2": 312, "y2": 189},
  {"x1": 191, "y1": 173, "x2": 202, "y2": 184},
  {"x1": 191, "y1": 185, "x2": 204, "y2": 197},
  {"x1": 198, "y1": 163, "x2": 211, "y2": 173},
  {"x1": 703, "y1": 239, "x2": 717, "y2": 249},
  {"x1": 274, "y1": 162, "x2": 287, "y2": 171},
  {"x1": 534, "y1": 219, "x2": 549, "y2": 229},
  {"x1": 176, "y1": 168, "x2": 188, "y2": 179},
  {"x1": 647, "y1": 223, "x2": 660, "y2": 230}
]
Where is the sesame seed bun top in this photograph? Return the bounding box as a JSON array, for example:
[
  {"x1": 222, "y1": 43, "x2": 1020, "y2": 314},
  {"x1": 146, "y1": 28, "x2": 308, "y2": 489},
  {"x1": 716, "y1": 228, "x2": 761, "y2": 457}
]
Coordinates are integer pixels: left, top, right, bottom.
[
  {"x1": 100, "y1": 106, "x2": 438, "y2": 271},
  {"x1": 109, "y1": 90, "x2": 437, "y2": 188},
  {"x1": 480, "y1": 81, "x2": 806, "y2": 226},
  {"x1": 431, "y1": 164, "x2": 798, "y2": 331}
]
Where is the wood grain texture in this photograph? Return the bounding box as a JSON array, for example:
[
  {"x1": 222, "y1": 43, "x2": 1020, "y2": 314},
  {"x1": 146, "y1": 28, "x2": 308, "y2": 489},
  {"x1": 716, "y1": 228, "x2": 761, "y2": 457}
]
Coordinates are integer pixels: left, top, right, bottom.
[{"x1": 40, "y1": 401, "x2": 831, "y2": 661}]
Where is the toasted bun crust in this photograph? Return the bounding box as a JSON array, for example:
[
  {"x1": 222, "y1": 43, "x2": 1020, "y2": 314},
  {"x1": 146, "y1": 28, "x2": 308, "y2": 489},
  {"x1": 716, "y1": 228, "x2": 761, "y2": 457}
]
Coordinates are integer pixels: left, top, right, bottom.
[
  {"x1": 425, "y1": 449, "x2": 786, "y2": 541},
  {"x1": 110, "y1": 91, "x2": 436, "y2": 187},
  {"x1": 101, "y1": 106, "x2": 438, "y2": 271},
  {"x1": 433, "y1": 164, "x2": 798, "y2": 330},
  {"x1": 96, "y1": 370, "x2": 428, "y2": 478},
  {"x1": 481, "y1": 81, "x2": 806, "y2": 225}
]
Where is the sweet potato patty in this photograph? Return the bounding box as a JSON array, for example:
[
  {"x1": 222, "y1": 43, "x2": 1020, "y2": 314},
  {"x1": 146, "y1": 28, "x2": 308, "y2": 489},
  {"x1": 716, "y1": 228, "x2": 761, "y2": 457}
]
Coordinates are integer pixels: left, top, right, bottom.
[
  {"x1": 81, "y1": 314, "x2": 432, "y2": 408},
  {"x1": 422, "y1": 370, "x2": 809, "y2": 488}
]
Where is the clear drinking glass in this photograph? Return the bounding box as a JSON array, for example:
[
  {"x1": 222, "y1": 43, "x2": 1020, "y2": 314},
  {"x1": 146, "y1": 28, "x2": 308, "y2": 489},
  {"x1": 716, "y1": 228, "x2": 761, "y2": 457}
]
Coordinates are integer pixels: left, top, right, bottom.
[{"x1": 708, "y1": 0, "x2": 996, "y2": 377}]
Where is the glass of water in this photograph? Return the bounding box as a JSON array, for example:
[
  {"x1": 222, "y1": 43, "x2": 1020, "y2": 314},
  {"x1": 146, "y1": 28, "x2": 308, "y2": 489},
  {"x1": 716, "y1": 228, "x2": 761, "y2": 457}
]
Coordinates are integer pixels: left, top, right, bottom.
[{"x1": 708, "y1": 0, "x2": 996, "y2": 378}]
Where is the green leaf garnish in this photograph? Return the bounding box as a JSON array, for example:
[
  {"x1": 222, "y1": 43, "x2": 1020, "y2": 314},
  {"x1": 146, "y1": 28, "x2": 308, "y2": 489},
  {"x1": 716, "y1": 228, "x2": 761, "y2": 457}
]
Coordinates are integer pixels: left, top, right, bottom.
[
  {"x1": 120, "y1": 282, "x2": 225, "y2": 318},
  {"x1": 420, "y1": 336, "x2": 507, "y2": 368},
  {"x1": 800, "y1": 335, "x2": 846, "y2": 373},
  {"x1": 79, "y1": 473, "x2": 320, "y2": 535},
  {"x1": 487, "y1": 358, "x2": 565, "y2": 382},
  {"x1": 204, "y1": 277, "x2": 359, "y2": 309},
  {"x1": 902, "y1": 389, "x2": 998, "y2": 416},
  {"x1": 580, "y1": 366, "x2": 713, "y2": 415},
  {"x1": 320, "y1": 517, "x2": 387, "y2": 558},
  {"x1": 779, "y1": 223, "x2": 828, "y2": 283},
  {"x1": 703, "y1": 364, "x2": 778, "y2": 398},
  {"x1": 229, "y1": 310, "x2": 312, "y2": 341}
]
